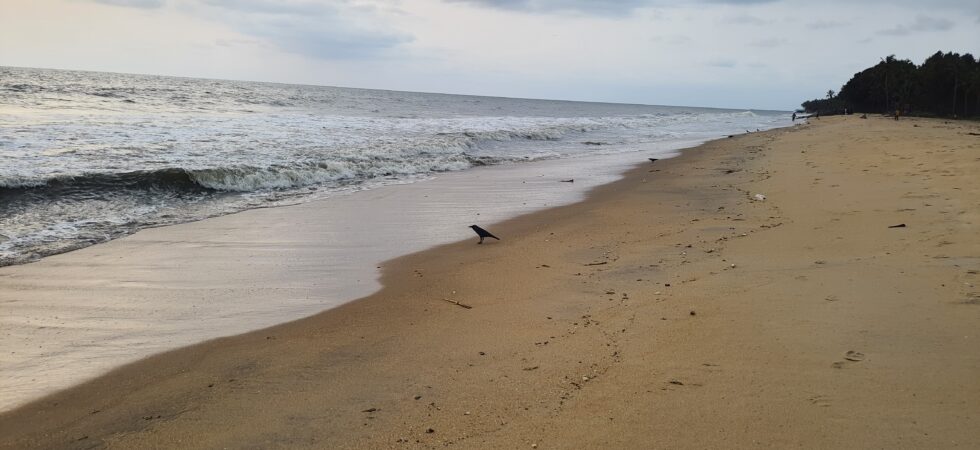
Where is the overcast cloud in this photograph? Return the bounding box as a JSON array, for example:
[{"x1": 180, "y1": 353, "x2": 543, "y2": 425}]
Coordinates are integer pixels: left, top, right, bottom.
[
  {"x1": 0, "y1": 0, "x2": 976, "y2": 109},
  {"x1": 446, "y1": 0, "x2": 653, "y2": 16},
  {"x1": 877, "y1": 15, "x2": 956, "y2": 36},
  {"x1": 450, "y1": 0, "x2": 784, "y2": 15},
  {"x1": 188, "y1": 0, "x2": 412, "y2": 59},
  {"x1": 90, "y1": 0, "x2": 165, "y2": 8}
]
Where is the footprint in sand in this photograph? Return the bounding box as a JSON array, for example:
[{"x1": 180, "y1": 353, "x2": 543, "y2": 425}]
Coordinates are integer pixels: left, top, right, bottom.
[
  {"x1": 808, "y1": 395, "x2": 832, "y2": 407},
  {"x1": 832, "y1": 351, "x2": 866, "y2": 368},
  {"x1": 962, "y1": 292, "x2": 980, "y2": 306}
]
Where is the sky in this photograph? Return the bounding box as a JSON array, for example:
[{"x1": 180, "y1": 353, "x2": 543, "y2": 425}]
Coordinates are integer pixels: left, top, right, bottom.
[{"x1": 1, "y1": 0, "x2": 977, "y2": 110}]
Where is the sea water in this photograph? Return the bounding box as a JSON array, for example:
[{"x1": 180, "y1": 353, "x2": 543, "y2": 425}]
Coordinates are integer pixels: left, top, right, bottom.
[{"x1": 1, "y1": 66, "x2": 785, "y2": 266}]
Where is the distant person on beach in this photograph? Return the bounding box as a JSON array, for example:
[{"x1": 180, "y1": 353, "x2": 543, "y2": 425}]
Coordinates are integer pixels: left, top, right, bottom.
[{"x1": 792, "y1": 113, "x2": 796, "y2": 121}]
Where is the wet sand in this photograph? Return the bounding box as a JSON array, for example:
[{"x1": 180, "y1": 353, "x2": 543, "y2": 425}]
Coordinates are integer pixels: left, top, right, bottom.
[{"x1": 1, "y1": 117, "x2": 978, "y2": 448}]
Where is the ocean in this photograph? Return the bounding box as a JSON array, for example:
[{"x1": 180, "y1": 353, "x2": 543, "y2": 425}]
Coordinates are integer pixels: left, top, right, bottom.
[{"x1": 0, "y1": 66, "x2": 786, "y2": 267}]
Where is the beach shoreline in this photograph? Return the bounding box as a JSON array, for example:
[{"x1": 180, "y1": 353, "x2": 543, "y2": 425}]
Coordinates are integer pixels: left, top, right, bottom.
[{"x1": 2, "y1": 116, "x2": 979, "y2": 449}]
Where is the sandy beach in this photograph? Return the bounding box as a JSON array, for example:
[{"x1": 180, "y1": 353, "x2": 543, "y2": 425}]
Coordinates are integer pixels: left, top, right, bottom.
[{"x1": 1, "y1": 116, "x2": 978, "y2": 448}]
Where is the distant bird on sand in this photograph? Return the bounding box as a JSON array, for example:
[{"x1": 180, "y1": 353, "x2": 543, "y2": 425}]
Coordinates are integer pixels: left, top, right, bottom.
[
  {"x1": 648, "y1": 158, "x2": 659, "y2": 163},
  {"x1": 469, "y1": 225, "x2": 500, "y2": 244}
]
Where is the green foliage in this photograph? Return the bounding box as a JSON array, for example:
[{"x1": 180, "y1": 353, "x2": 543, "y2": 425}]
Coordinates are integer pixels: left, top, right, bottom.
[
  {"x1": 800, "y1": 96, "x2": 847, "y2": 114},
  {"x1": 802, "y1": 52, "x2": 980, "y2": 118}
]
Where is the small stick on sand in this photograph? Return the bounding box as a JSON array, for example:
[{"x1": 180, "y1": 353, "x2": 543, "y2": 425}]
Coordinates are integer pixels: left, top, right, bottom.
[{"x1": 441, "y1": 298, "x2": 473, "y2": 309}]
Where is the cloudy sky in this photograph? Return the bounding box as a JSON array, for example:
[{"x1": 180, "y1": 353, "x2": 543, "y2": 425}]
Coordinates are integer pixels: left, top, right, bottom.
[{"x1": 1, "y1": 0, "x2": 977, "y2": 110}]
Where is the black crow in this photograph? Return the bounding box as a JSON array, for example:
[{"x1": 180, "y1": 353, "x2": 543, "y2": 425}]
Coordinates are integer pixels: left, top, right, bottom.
[{"x1": 469, "y1": 225, "x2": 500, "y2": 244}]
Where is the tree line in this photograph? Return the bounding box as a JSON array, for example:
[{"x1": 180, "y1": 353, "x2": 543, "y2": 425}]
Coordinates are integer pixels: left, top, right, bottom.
[{"x1": 801, "y1": 51, "x2": 980, "y2": 118}]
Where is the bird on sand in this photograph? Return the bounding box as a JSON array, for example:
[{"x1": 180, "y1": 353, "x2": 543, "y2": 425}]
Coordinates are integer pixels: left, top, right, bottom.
[
  {"x1": 648, "y1": 158, "x2": 659, "y2": 163},
  {"x1": 469, "y1": 225, "x2": 500, "y2": 244}
]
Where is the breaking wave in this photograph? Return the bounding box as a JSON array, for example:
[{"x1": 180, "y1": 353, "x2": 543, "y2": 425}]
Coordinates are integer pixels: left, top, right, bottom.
[{"x1": 0, "y1": 154, "x2": 544, "y2": 198}]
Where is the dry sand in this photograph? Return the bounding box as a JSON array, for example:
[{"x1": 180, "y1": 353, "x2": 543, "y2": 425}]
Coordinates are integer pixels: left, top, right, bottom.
[{"x1": 1, "y1": 116, "x2": 978, "y2": 449}]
